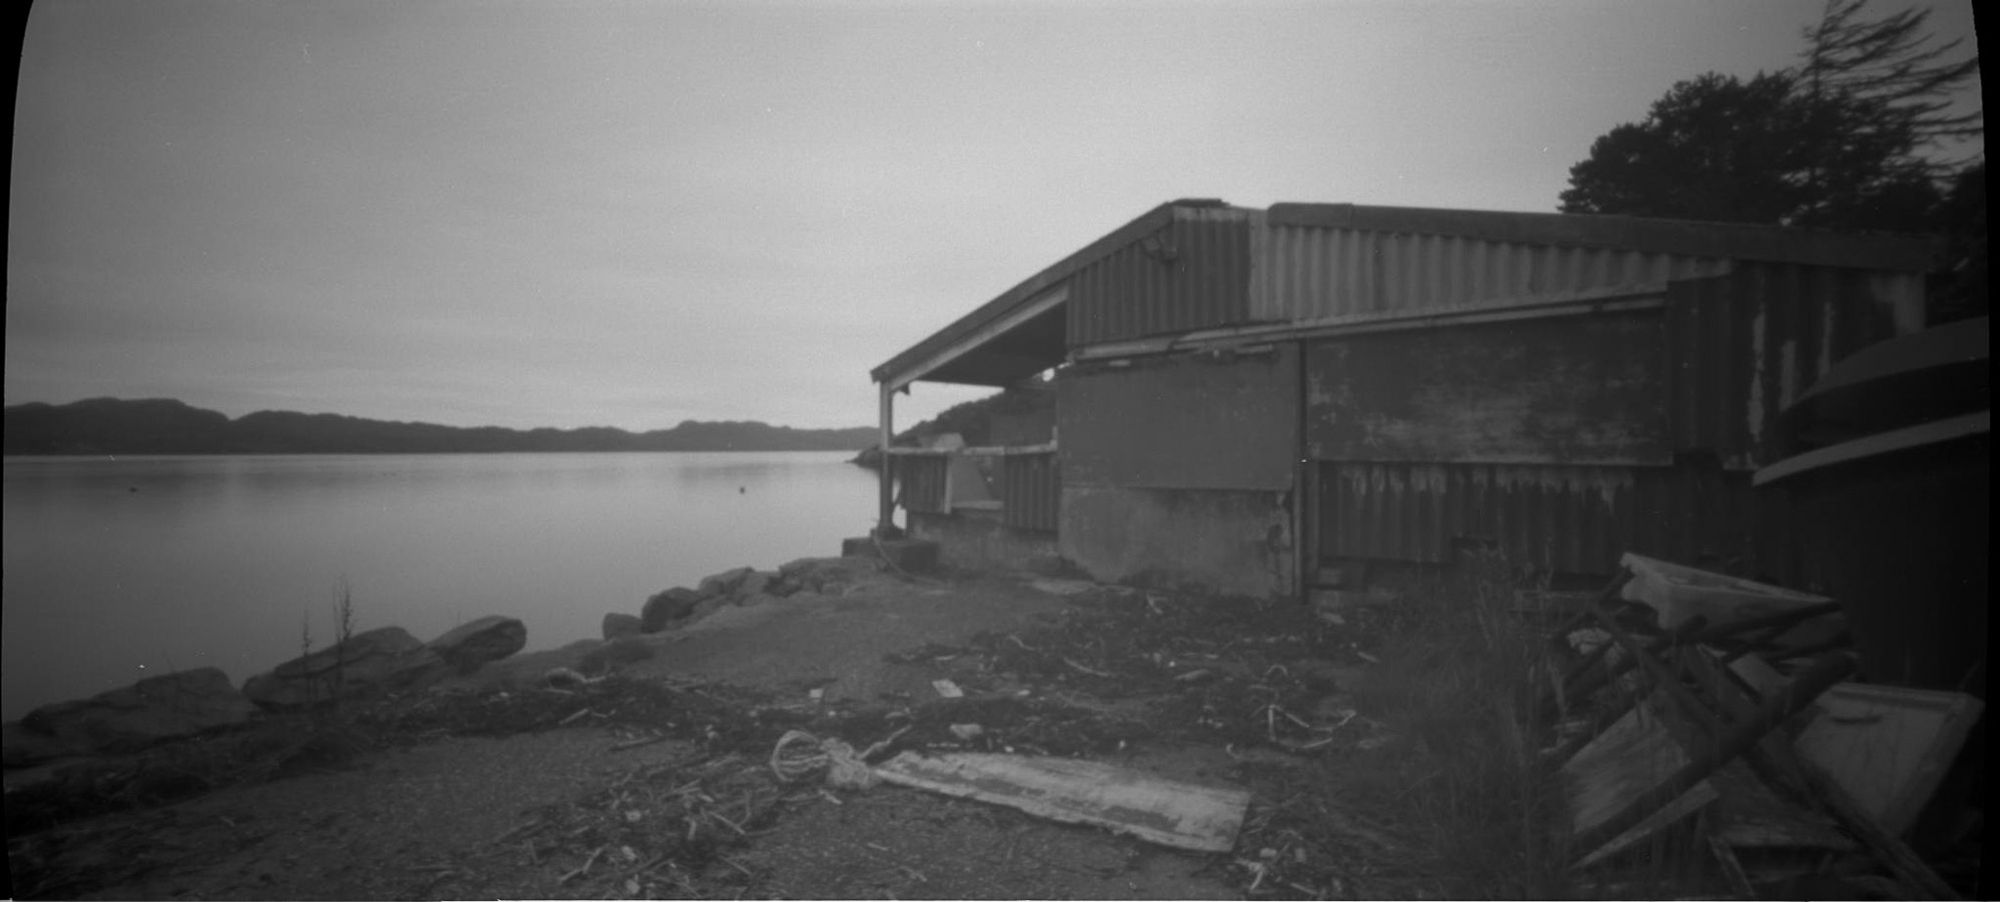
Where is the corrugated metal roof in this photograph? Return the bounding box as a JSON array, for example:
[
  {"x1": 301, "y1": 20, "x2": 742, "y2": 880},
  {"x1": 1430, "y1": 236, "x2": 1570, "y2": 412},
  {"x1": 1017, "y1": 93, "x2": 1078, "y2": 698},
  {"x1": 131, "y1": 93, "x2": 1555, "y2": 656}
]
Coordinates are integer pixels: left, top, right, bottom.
[
  {"x1": 1254, "y1": 225, "x2": 1729, "y2": 321},
  {"x1": 874, "y1": 200, "x2": 1940, "y2": 387},
  {"x1": 1067, "y1": 206, "x2": 1258, "y2": 345},
  {"x1": 1267, "y1": 204, "x2": 1940, "y2": 273}
]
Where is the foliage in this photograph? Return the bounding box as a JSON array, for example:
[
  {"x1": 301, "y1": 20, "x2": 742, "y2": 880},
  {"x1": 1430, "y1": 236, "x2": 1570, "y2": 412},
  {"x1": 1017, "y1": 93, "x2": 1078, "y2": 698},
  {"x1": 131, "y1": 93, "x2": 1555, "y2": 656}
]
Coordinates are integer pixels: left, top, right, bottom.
[
  {"x1": 1560, "y1": 0, "x2": 1983, "y2": 321},
  {"x1": 1560, "y1": 73, "x2": 1811, "y2": 224},
  {"x1": 1797, "y1": 0, "x2": 1983, "y2": 154}
]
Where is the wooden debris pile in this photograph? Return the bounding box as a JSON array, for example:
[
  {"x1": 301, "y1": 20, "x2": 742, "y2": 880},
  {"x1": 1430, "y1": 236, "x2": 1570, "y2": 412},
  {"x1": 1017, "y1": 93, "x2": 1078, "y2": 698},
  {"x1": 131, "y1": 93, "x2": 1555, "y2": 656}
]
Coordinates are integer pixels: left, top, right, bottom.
[{"x1": 1545, "y1": 553, "x2": 1984, "y2": 900}]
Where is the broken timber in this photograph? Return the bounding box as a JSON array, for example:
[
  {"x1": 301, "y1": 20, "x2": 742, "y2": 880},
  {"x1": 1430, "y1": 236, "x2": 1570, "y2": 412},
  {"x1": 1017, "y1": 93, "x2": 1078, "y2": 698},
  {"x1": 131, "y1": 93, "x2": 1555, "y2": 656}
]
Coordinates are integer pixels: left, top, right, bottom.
[{"x1": 872, "y1": 752, "x2": 1251, "y2": 853}]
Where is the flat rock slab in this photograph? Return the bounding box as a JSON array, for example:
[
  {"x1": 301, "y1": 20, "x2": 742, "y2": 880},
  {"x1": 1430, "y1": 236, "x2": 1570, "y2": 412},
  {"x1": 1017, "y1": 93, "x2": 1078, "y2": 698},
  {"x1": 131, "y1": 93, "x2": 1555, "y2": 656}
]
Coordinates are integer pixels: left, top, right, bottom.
[{"x1": 873, "y1": 751, "x2": 1250, "y2": 853}]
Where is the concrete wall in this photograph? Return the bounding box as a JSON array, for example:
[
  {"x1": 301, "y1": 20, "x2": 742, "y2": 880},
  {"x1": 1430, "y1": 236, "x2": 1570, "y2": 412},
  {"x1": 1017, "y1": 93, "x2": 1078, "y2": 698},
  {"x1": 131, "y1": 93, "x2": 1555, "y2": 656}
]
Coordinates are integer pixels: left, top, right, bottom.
[
  {"x1": 909, "y1": 509, "x2": 1061, "y2": 574},
  {"x1": 1058, "y1": 484, "x2": 1292, "y2": 597}
]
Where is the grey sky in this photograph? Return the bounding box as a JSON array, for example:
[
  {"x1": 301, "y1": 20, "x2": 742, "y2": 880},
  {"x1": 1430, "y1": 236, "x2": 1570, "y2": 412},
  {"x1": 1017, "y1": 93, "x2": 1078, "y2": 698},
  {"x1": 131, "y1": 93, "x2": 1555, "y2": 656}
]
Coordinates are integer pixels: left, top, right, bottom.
[{"x1": 7, "y1": 0, "x2": 1982, "y2": 431}]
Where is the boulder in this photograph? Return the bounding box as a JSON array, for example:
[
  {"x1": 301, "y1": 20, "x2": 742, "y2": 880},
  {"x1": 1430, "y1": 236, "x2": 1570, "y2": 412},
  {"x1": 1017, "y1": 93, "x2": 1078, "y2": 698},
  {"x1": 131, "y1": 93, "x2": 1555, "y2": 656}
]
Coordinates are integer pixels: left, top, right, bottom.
[
  {"x1": 735, "y1": 569, "x2": 779, "y2": 600},
  {"x1": 698, "y1": 566, "x2": 756, "y2": 599},
  {"x1": 242, "y1": 626, "x2": 450, "y2": 711},
  {"x1": 602, "y1": 612, "x2": 642, "y2": 640},
  {"x1": 5, "y1": 720, "x2": 88, "y2": 766},
  {"x1": 778, "y1": 556, "x2": 886, "y2": 594},
  {"x1": 427, "y1": 616, "x2": 527, "y2": 674},
  {"x1": 15, "y1": 667, "x2": 256, "y2": 756},
  {"x1": 686, "y1": 595, "x2": 730, "y2": 623},
  {"x1": 642, "y1": 587, "x2": 702, "y2": 632}
]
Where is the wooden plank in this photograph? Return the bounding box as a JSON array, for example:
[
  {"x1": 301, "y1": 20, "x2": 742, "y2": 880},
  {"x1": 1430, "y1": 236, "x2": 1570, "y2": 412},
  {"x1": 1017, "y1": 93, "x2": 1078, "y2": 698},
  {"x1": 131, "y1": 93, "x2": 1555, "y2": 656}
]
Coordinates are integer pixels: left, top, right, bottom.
[
  {"x1": 873, "y1": 752, "x2": 1251, "y2": 853},
  {"x1": 1796, "y1": 683, "x2": 1983, "y2": 837},
  {"x1": 1566, "y1": 650, "x2": 1857, "y2": 866},
  {"x1": 1564, "y1": 698, "x2": 1719, "y2": 868},
  {"x1": 1620, "y1": 553, "x2": 1845, "y2": 652}
]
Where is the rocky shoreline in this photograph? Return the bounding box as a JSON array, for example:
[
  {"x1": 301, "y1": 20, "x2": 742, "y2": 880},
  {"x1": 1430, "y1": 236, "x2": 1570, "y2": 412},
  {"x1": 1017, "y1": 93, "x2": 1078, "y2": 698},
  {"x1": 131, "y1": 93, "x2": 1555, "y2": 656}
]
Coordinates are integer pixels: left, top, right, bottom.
[{"x1": 1, "y1": 556, "x2": 876, "y2": 775}]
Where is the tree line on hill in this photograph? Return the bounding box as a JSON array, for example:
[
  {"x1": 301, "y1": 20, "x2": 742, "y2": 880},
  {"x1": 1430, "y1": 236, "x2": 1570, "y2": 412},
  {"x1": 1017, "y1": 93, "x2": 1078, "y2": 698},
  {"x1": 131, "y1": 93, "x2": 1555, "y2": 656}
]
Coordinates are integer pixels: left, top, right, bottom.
[{"x1": 2, "y1": 398, "x2": 877, "y2": 455}]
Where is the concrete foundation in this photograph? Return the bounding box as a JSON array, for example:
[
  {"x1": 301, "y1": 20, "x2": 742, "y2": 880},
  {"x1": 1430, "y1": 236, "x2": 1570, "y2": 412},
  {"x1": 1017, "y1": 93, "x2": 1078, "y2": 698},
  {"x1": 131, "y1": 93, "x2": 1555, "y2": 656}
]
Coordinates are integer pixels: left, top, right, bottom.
[
  {"x1": 1058, "y1": 484, "x2": 1292, "y2": 598},
  {"x1": 908, "y1": 509, "x2": 1062, "y2": 573}
]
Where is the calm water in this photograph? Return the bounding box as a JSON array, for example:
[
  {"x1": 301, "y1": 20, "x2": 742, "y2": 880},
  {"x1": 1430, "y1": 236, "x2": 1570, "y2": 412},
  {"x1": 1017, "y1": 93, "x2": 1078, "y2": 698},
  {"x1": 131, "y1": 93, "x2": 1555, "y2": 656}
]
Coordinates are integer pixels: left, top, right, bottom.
[{"x1": 2, "y1": 452, "x2": 878, "y2": 719}]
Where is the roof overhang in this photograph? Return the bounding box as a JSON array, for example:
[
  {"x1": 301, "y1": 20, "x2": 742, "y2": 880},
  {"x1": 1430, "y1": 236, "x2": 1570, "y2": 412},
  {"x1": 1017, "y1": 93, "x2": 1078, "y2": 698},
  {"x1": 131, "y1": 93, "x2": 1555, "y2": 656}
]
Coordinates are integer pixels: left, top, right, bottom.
[{"x1": 872, "y1": 200, "x2": 1236, "y2": 389}]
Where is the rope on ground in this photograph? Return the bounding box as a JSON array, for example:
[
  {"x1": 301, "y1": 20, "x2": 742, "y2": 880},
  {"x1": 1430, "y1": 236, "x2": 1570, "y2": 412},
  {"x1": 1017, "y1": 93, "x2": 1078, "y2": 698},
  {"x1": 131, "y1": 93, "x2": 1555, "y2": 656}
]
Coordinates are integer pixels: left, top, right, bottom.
[{"x1": 768, "y1": 730, "x2": 879, "y2": 789}]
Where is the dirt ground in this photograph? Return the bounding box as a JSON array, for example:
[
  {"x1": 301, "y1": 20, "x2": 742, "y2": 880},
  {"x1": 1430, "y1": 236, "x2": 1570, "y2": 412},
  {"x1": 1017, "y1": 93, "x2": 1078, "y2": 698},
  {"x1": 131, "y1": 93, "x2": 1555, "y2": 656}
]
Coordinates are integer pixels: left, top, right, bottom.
[{"x1": 18, "y1": 562, "x2": 1392, "y2": 900}]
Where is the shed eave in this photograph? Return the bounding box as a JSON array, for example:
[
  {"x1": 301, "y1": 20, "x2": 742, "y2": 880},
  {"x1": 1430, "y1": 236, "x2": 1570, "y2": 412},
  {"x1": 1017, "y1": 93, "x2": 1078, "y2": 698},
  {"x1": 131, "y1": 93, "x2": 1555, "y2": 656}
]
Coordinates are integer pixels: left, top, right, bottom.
[
  {"x1": 871, "y1": 200, "x2": 1261, "y2": 388},
  {"x1": 1266, "y1": 203, "x2": 1941, "y2": 273}
]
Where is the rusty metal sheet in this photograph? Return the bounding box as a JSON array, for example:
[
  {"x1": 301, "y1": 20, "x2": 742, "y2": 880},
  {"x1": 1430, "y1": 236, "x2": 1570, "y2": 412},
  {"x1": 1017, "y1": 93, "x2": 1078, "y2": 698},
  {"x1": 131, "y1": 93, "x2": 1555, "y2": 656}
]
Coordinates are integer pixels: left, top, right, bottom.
[
  {"x1": 1304, "y1": 311, "x2": 1671, "y2": 465},
  {"x1": 1001, "y1": 451, "x2": 1059, "y2": 532},
  {"x1": 1058, "y1": 346, "x2": 1298, "y2": 490},
  {"x1": 1666, "y1": 263, "x2": 1926, "y2": 470},
  {"x1": 1067, "y1": 206, "x2": 1257, "y2": 347},
  {"x1": 1316, "y1": 461, "x2": 1788, "y2": 577},
  {"x1": 894, "y1": 454, "x2": 949, "y2": 514}
]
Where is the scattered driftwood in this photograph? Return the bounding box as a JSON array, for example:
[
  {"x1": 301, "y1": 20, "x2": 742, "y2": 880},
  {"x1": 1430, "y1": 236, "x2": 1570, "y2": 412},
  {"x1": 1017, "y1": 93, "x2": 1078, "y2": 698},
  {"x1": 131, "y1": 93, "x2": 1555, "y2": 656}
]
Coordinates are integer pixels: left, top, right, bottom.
[{"x1": 873, "y1": 751, "x2": 1252, "y2": 853}]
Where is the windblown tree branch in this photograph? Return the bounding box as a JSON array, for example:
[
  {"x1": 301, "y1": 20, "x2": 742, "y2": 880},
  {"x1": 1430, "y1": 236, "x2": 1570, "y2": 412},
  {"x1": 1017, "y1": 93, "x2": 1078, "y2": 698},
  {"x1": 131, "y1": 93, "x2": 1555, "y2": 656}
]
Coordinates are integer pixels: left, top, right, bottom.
[{"x1": 1799, "y1": 0, "x2": 1983, "y2": 154}]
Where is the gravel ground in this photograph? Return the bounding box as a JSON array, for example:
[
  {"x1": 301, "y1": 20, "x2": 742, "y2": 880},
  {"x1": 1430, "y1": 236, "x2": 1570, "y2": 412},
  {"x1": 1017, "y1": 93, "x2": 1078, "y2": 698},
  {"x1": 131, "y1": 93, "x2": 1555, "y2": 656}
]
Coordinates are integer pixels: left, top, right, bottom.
[{"x1": 8, "y1": 564, "x2": 1246, "y2": 900}]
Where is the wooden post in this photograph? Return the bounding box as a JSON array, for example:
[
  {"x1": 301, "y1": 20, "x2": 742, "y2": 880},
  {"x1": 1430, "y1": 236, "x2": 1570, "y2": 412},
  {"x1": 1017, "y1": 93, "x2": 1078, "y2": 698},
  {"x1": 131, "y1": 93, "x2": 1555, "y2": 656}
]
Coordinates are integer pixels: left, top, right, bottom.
[{"x1": 877, "y1": 383, "x2": 894, "y2": 537}]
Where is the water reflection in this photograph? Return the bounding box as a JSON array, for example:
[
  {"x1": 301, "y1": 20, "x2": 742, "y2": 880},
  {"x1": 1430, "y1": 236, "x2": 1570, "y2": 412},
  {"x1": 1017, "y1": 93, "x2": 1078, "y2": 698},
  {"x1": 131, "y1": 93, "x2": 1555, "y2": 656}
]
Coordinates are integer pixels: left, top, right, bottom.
[{"x1": 1, "y1": 452, "x2": 875, "y2": 718}]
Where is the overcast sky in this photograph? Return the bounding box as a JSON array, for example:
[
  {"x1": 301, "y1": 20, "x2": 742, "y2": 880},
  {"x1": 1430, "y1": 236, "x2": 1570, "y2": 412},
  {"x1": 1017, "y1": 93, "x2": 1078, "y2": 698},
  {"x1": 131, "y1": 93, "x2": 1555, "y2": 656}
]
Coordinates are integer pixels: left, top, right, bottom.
[{"x1": 7, "y1": 0, "x2": 1982, "y2": 431}]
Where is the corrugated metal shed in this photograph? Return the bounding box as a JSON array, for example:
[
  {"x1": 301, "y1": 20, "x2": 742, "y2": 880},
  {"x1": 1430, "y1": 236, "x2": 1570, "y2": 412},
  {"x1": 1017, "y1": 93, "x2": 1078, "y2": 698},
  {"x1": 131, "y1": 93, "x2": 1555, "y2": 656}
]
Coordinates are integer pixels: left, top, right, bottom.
[
  {"x1": 1303, "y1": 311, "x2": 1671, "y2": 465},
  {"x1": 1067, "y1": 205, "x2": 1258, "y2": 346},
  {"x1": 895, "y1": 454, "x2": 949, "y2": 515},
  {"x1": 1253, "y1": 224, "x2": 1729, "y2": 321},
  {"x1": 1058, "y1": 347, "x2": 1298, "y2": 491},
  {"x1": 1666, "y1": 262, "x2": 1925, "y2": 468},
  {"x1": 1001, "y1": 451, "x2": 1060, "y2": 532},
  {"x1": 1318, "y1": 461, "x2": 1789, "y2": 578}
]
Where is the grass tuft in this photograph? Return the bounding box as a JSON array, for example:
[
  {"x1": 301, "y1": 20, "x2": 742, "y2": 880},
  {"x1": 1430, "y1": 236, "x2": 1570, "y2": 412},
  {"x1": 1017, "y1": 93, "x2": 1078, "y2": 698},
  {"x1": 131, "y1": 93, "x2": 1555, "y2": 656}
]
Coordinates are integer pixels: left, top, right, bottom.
[{"x1": 1321, "y1": 551, "x2": 1575, "y2": 898}]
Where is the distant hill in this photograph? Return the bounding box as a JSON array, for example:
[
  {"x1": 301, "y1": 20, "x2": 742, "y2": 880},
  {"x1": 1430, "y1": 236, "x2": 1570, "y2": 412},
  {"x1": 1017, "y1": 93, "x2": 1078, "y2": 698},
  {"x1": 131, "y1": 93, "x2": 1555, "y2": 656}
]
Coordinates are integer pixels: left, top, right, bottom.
[
  {"x1": 2, "y1": 398, "x2": 877, "y2": 455},
  {"x1": 850, "y1": 382, "x2": 1055, "y2": 468}
]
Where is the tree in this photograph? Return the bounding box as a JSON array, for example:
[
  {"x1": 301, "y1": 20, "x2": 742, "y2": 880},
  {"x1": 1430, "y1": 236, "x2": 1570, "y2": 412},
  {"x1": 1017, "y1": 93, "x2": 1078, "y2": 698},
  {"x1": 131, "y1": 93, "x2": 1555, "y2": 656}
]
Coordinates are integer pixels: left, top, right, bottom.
[
  {"x1": 1798, "y1": 0, "x2": 1982, "y2": 155},
  {"x1": 1789, "y1": 0, "x2": 1982, "y2": 229},
  {"x1": 1559, "y1": 72, "x2": 1812, "y2": 223},
  {"x1": 1560, "y1": 0, "x2": 1980, "y2": 233}
]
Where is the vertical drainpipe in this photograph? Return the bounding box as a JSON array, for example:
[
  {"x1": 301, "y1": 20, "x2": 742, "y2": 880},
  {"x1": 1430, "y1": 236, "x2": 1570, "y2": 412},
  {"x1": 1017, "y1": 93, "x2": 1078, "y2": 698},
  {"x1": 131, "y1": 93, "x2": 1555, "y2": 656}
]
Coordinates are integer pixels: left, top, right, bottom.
[{"x1": 876, "y1": 381, "x2": 895, "y2": 537}]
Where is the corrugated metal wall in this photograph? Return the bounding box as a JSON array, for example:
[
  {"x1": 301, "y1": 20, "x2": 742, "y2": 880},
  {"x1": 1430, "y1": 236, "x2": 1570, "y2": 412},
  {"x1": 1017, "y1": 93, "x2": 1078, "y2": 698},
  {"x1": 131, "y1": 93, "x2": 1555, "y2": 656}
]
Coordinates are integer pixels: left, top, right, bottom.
[
  {"x1": 1252, "y1": 225, "x2": 1731, "y2": 321},
  {"x1": 1666, "y1": 262, "x2": 1927, "y2": 469},
  {"x1": 1318, "y1": 461, "x2": 1791, "y2": 579},
  {"x1": 1067, "y1": 208, "x2": 1255, "y2": 346},
  {"x1": 1001, "y1": 451, "x2": 1060, "y2": 532},
  {"x1": 894, "y1": 454, "x2": 949, "y2": 515}
]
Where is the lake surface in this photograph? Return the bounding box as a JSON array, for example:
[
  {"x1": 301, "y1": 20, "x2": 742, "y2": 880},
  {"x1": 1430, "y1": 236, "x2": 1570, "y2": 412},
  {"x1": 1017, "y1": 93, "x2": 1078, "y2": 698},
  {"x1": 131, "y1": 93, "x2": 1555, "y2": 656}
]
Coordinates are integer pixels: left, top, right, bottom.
[{"x1": 2, "y1": 452, "x2": 878, "y2": 719}]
